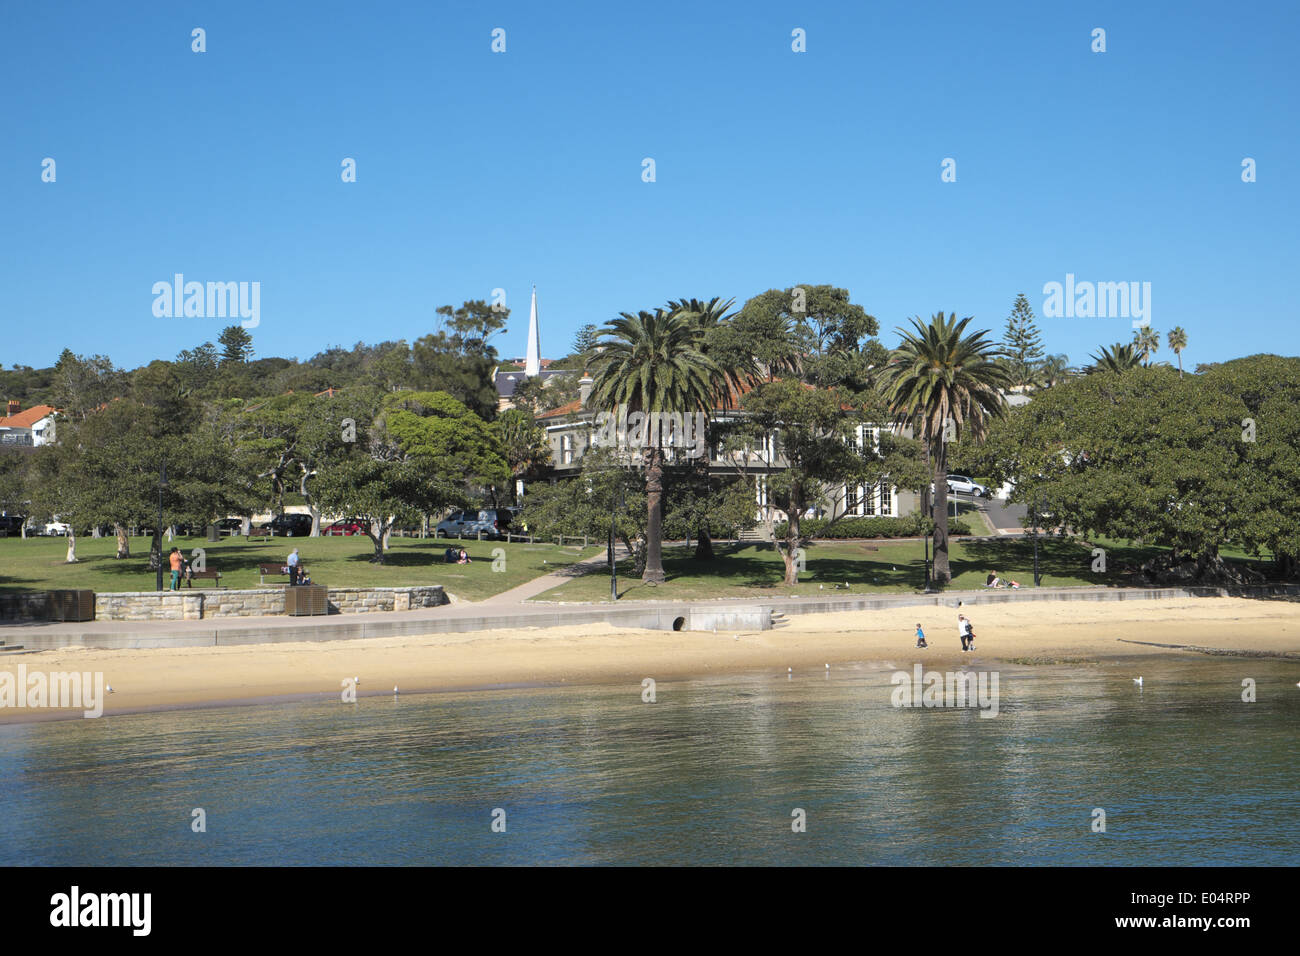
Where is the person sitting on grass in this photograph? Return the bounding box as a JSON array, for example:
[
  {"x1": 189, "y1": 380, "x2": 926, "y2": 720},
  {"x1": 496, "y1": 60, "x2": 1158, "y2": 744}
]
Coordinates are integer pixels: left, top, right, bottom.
[
  {"x1": 457, "y1": 548, "x2": 471, "y2": 565},
  {"x1": 984, "y1": 572, "x2": 1001, "y2": 588},
  {"x1": 444, "y1": 546, "x2": 458, "y2": 563}
]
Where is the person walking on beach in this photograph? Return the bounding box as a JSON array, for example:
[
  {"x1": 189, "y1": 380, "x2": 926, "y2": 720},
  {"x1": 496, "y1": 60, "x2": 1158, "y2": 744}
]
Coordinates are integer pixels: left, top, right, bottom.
[
  {"x1": 958, "y1": 613, "x2": 972, "y2": 651},
  {"x1": 287, "y1": 547, "x2": 301, "y2": 586},
  {"x1": 168, "y1": 547, "x2": 183, "y2": 590},
  {"x1": 915, "y1": 623, "x2": 928, "y2": 649}
]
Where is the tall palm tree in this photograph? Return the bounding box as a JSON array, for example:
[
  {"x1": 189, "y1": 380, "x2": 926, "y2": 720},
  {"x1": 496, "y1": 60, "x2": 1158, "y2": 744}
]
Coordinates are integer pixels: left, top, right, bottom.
[
  {"x1": 1167, "y1": 326, "x2": 1188, "y2": 378},
  {"x1": 1086, "y1": 342, "x2": 1143, "y2": 374},
  {"x1": 877, "y1": 313, "x2": 1010, "y2": 586},
  {"x1": 1132, "y1": 326, "x2": 1160, "y2": 366},
  {"x1": 587, "y1": 309, "x2": 721, "y2": 583}
]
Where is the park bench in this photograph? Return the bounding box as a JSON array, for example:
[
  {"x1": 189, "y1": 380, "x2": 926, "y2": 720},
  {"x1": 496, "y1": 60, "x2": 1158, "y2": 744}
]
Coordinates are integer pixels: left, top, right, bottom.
[
  {"x1": 183, "y1": 569, "x2": 223, "y2": 588},
  {"x1": 246, "y1": 527, "x2": 272, "y2": 541},
  {"x1": 258, "y1": 563, "x2": 307, "y2": 586}
]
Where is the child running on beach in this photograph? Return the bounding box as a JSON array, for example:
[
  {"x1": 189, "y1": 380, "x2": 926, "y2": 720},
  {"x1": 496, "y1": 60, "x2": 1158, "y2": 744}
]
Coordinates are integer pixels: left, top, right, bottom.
[{"x1": 915, "y1": 623, "x2": 928, "y2": 648}]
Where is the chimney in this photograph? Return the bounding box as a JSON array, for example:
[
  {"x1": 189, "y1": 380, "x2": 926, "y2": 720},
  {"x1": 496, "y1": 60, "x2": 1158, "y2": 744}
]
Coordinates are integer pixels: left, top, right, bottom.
[
  {"x1": 5, "y1": 401, "x2": 18, "y2": 418},
  {"x1": 579, "y1": 374, "x2": 593, "y2": 408}
]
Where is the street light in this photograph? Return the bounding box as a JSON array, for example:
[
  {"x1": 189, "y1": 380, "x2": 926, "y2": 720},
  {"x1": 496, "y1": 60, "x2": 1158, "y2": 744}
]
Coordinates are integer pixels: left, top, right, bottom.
[
  {"x1": 1032, "y1": 490, "x2": 1042, "y2": 587},
  {"x1": 154, "y1": 458, "x2": 169, "y2": 591},
  {"x1": 609, "y1": 484, "x2": 624, "y2": 602}
]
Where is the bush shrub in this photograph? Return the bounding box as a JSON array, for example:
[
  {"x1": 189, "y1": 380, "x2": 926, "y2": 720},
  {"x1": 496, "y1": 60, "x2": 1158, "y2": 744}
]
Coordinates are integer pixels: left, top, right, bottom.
[{"x1": 772, "y1": 514, "x2": 972, "y2": 540}]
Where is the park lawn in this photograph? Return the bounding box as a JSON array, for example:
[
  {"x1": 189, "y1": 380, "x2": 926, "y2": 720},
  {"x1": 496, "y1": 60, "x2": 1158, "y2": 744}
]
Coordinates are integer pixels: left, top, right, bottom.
[
  {"x1": 0, "y1": 534, "x2": 599, "y2": 602},
  {"x1": 528, "y1": 534, "x2": 1270, "y2": 603}
]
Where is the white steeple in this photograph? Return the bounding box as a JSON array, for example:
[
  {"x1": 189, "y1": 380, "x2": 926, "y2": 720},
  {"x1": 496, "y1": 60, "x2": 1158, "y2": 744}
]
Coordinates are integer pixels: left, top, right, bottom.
[{"x1": 525, "y1": 285, "x2": 541, "y2": 377}]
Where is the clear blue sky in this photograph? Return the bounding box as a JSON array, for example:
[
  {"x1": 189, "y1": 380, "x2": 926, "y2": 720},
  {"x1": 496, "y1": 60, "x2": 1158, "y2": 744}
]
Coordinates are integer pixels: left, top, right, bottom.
[{"x1": 3, "y1": 0, "x2": 1297, "y2": 372}]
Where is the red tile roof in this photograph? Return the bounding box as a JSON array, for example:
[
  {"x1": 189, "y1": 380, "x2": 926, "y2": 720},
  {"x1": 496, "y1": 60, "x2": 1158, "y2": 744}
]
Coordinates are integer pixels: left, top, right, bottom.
[{"x1": 0, "y1": 404, "x2": 57, "y2": 429}]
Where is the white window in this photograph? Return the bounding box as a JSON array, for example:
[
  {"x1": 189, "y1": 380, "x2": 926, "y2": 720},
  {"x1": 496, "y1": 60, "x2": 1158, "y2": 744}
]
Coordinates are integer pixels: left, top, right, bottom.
[
  {"x1": 561, "y1": 434, "x2": 574, "y2": 465},
  {"x1": 845, "y1": 486, "x2": 859, "y2": 515},
  {"x1": 863, "y1": 485, "x2": 876, "y2": 515},
  {"x1": 879, "y1": 481, "x2": 892, "y2": 515}
]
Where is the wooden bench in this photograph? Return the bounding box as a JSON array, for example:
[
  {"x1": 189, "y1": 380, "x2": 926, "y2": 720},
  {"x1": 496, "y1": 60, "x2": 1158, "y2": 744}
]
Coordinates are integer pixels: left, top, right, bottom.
[
  {"x1": 258, "y1": 563, "x2": 307, "y2": 585},
  {"x1": 183, "y1": 570, "x2": 223, "y2": 588},
  {"x1": 246, "y1": 527, "x2": 272, "y2": 541}
]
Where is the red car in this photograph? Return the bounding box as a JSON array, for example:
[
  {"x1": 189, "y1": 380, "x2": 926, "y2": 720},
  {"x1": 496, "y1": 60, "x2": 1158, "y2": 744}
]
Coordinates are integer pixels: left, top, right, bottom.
[{"x1": 324, "y1": 519, "x2": 365, "y2": 536}]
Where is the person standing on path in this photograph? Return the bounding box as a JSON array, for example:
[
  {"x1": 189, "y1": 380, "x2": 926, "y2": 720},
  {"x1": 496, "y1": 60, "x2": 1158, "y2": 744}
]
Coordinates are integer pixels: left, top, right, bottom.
[
  {"x1": 287, "y1": 547, "x2": 301, "y2": 586},
  {"x1": 168, "y1": 547, "x2": 183, "y2": 590}
]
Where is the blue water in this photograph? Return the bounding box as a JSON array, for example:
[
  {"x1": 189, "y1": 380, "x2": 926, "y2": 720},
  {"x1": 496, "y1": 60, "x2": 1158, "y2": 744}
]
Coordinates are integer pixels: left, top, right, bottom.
[{"x1": 1, "y1": 658, "x2": 1296, "y2": 865}]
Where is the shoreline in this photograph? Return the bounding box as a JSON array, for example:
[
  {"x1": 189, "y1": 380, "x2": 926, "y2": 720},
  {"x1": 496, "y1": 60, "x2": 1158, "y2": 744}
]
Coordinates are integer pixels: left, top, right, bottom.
[{"x1": 2, "y1": 595, "x2": 1298, "y2": 726}]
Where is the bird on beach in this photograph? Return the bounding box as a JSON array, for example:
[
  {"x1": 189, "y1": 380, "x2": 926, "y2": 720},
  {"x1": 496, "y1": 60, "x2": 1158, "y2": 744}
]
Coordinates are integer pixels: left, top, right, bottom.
[
  {"x1": 393, "y1": 686, "x2": 398, "y2": 695},
  {"x1": 106, "y1": 685, "x2": 114, "y2": 694},
  {"x1": 1133, "y1": 677, "x2": 1144, "y2": 687}
]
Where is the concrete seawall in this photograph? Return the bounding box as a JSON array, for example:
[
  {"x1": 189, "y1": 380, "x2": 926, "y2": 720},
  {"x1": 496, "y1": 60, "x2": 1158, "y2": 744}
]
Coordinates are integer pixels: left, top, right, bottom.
[{"x1": 3, "y1": 583, "x2": 1295, "y2": 651}]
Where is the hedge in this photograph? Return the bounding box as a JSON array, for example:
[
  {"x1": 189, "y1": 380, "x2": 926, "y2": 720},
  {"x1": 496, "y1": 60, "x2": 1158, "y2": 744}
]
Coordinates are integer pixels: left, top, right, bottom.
[{"x1": 772, "y1": 515, "x2": 973, "y2": 540}]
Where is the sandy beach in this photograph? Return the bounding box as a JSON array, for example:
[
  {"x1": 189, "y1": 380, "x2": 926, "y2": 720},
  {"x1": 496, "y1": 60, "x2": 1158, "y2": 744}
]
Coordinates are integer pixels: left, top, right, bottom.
[{"x1": 2, "y1": 596, "x2": 1298, "y2": 723}]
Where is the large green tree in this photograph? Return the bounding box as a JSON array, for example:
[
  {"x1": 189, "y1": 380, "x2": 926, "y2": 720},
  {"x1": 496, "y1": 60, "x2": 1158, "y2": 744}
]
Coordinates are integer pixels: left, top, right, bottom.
[{"x1": 975, "y1": 366, "x2": 1256, "y2": 582}]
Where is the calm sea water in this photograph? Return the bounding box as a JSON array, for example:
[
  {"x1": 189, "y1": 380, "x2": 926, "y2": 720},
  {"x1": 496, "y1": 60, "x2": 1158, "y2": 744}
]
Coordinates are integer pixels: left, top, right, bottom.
[{"x1": 1, "y1": 657, "x2": 1296, "y2": 865}]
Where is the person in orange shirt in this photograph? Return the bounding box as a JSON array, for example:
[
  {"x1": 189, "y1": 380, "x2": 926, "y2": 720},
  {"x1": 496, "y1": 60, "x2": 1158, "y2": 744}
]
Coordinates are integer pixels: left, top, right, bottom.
[{"x1": 168, "y1": 547, "x2": 184, "y2": 590}]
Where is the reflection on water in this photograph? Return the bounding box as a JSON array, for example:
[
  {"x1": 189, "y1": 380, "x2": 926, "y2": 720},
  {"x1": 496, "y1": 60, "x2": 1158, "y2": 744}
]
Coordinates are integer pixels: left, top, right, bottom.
[{"x1": 0, "y1": 657, "x2": 1296, "y2": 865}]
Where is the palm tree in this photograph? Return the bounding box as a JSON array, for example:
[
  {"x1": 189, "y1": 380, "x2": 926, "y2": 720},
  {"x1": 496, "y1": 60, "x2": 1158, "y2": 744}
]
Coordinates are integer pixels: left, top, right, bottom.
[
  {"x1": 1132, "y1": 326, "x2": 1160, "y2": 366},
  {"x1": 1086, "y1": 342, "x2": 1143, "y2": 374},
  {"x1": 587, "y1": 309, "x2": 722, "y2": 583},
  {"x1": 1167, "y1": 326, "x2": 1188, "y2": 378},
  {"x1": 1037, "y1": 353, "x2": 1074, "y2": 389},
  {"x1": 877, "y1": 313, "x2": 1010, "y2": 586},
  {"x1": 665, "y1": 297, "x2": 757, "y2": 408},
  {"x1": 665, "y1": 297, "x2": 760, "y2": 560}
]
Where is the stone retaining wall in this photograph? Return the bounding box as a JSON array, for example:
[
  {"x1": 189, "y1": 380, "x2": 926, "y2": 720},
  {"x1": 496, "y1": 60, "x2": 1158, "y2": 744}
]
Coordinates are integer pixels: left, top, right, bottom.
[{"x1": 53, "y1": 585, "x2": 448, "y2": 622}]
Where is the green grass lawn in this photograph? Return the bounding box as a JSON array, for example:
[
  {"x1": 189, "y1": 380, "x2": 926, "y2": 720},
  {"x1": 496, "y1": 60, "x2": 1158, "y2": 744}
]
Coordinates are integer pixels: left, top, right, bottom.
[
  {"x1": 529, "y1": 534, "x2": 1275, "y2": 603},
  {"x1": 0, "y1": 535, "x2": 599, "y2": 602}
]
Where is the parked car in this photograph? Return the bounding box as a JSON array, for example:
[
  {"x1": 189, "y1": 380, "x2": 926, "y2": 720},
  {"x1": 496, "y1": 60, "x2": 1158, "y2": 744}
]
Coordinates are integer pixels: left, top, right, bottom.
[
  {"x1": 477, "y1": 508, "x2": 516, "y2": 539},
  {"x1": 434, "y1": 511, "x2": 473, "y2": 538},
  {"x1": 216, "y1": 517, "x2": 246, "y2": 536},
  {"x1": 945, "y1": 474, "x2": 990, "y2": 497},
  {"x1": 0, "y1": 515, "x2": 28, "y2": 537},
  {"x1": 260, "y1": 513, "x2": 314, "y2": 537},
  {"x1": 324, "y1": 519, "x2": 365, "y2": 536},
  {"x1": 43, "y1": 520, "x2": 71, "y2": 536}
]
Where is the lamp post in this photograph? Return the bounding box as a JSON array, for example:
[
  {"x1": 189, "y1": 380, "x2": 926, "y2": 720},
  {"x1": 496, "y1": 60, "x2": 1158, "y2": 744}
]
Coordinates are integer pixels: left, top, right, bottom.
[
  {"x1": 609, "y1": 485, "x2": 624, "y2": 602},
  {"x1": 154, "y1": 458, "x2": 168, "y2": 592},
  {"x1": 1032, "y1": 490, "x2": 1041, "y2": 587}
]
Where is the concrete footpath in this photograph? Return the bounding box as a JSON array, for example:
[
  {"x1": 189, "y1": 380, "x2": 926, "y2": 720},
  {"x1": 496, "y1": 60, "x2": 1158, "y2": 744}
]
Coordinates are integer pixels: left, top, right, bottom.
[{"x1": 3, "y1": 555, "x2": 1297, "y2": 651}]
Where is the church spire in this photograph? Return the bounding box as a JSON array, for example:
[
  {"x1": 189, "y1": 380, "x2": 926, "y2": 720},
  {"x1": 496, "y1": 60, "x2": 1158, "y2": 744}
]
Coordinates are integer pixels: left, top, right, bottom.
[{"x1": 525, "y1": 285, "x2": 541, "y2": 377}]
